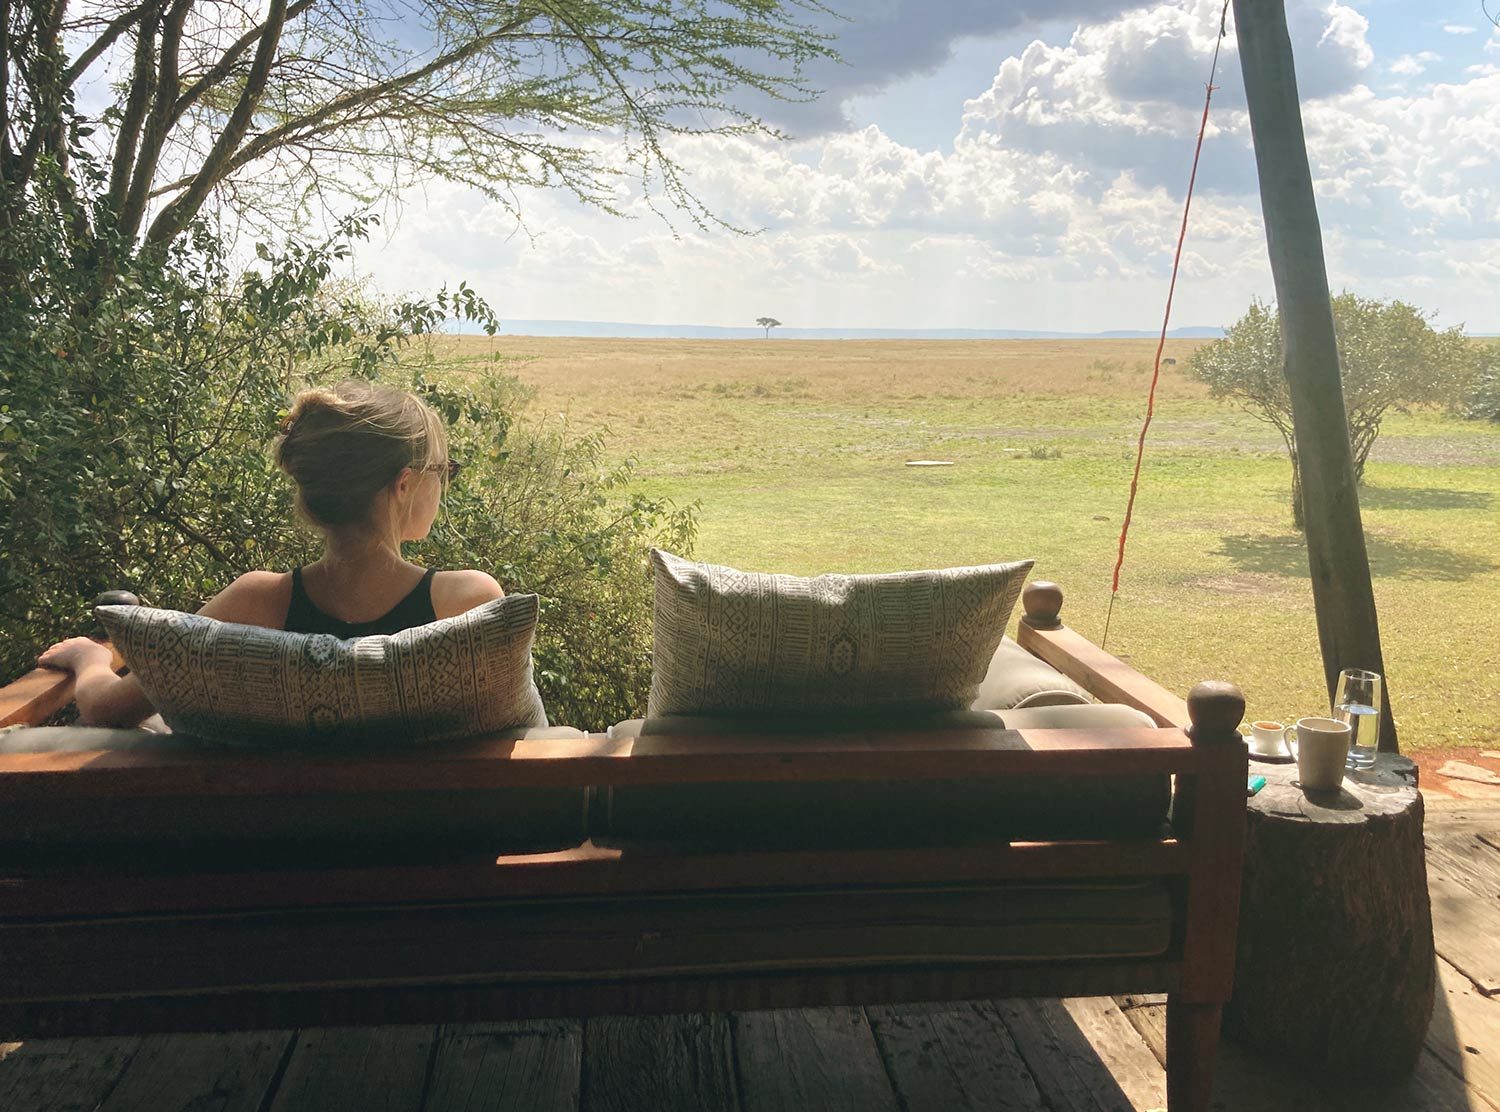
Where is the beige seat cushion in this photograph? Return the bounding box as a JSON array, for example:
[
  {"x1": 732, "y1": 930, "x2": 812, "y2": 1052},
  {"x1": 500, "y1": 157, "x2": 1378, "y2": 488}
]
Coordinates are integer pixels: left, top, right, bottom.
[
  {"x1": 971, "y1": 637, "x2": 1093, "y2": 710},
  {"x1": 0, "y1": 725, "x2": 590, "y2": 862},
  {"x1": 648, "y1": 549, "x2": 1033, "y2": 718},
  {"x1": 96, "y1": 597, "x2": 548, "y2": 747},
  {"x1": 996, "y1": 703, "x2": 1157, "y2": 730}
]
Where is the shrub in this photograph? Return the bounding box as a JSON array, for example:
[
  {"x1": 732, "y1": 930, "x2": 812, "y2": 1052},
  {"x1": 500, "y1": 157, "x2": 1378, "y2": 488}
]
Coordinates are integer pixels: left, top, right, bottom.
[
  {"x1": 1189, "y1": 295, "x2": 1472, "y2": 527},
  {"x1": 1464, "y1": 343, "x2": 1500, "y2": 422},
  {"x1": 0, "y1": 200, "x2": 694, "y2": 728}
]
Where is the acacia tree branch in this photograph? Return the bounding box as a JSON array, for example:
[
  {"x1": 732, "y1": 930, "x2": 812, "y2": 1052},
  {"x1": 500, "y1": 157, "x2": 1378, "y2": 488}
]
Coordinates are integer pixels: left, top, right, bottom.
[
  {"x1": 168, "y1": 8, "x2": 541, "y2": 202},
  {"x1": 106, "y1": 3, "x2": 160, "y2": 214},
  {"x1": 167, "y1": 0, "x2": 316, "y2": 126},
  {"x1": 117, "y1": 0, "x2": 191, "y2": 239},
  {"x1": 14, "y1": 0, "x2": 68, "y2": 191},
  {"x1": 63, "y1": 0, "x2": 156, "y2": 85},
  {"x1": 146, "y1": 0, "x2": 291, "y2": 244}
]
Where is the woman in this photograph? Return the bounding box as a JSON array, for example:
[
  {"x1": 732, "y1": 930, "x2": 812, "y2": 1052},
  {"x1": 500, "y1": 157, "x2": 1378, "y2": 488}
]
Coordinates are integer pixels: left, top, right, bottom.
[{"x1": 40, "y1": 381, "x2": 504, "y2": 726}]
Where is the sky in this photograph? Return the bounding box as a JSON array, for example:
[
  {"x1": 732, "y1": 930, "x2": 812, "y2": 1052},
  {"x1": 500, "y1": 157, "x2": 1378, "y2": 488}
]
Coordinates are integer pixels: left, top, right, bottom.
[{"x1": 351, "y1": 0, "x2": 1500, "y2": 335}]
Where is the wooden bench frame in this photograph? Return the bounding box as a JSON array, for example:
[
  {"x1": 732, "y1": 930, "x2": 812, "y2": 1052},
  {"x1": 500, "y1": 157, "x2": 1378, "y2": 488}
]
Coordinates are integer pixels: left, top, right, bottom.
[{"x1": 0, "y1": 582, "x2": 1246, "y2": 1112}]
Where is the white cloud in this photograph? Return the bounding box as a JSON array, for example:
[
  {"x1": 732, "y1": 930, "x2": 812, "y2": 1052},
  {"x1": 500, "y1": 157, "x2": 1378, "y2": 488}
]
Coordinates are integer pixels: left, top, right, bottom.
[
  {"x1": 1442, "y1": 24, "x2": 1477, "y2": 35},
  {"x1": 1389, "y1": 51, "x2": 1441, "y2": 77},
  {"x1": 352, "y1": 1, "x2": 1500, "y2": 333}
]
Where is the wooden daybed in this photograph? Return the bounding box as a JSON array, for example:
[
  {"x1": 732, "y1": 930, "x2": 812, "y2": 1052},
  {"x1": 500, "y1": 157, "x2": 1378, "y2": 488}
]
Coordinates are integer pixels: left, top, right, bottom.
[{"x1": 0, "y1": 583, "x2": 1246, "y2": 1112}]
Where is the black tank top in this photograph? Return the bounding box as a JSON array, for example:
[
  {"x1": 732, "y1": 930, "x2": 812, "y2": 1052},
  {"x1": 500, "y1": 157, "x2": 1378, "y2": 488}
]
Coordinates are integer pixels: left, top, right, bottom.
[{"x1": 284, "y1": 566, "x2": 438, "y2": 637}]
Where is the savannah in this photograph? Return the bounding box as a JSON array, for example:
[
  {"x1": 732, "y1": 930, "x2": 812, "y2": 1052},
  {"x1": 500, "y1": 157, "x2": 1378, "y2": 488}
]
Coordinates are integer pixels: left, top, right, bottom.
[{"x1": 437, "y1": 334, "x2": 1500, "y2": 752}]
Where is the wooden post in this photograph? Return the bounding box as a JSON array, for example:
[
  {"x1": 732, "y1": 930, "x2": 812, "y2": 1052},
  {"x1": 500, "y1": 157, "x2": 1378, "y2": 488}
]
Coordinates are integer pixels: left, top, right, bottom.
[{"x1": 1232, "y1": 0, "x2": 1397, "y2": 751}]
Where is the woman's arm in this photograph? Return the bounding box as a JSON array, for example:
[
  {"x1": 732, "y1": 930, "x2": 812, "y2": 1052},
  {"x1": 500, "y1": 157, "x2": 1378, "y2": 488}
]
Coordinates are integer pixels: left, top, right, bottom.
[
  {"x1": 37, "y1": 571, "x2": 292, "y2": 728},
  {"x1": 36, "y1": 639, "x2": 154, "y2": 728}
]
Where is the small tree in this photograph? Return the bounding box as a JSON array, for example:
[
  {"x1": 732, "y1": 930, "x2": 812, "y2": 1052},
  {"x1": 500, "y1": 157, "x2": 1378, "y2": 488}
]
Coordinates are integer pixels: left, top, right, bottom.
[
  {"x1": 1190, "y1": 294, "x2": 1473, "y2": 527},
  {"x1": 756, "y1": 316, "x2": 782, "y2": 338}
]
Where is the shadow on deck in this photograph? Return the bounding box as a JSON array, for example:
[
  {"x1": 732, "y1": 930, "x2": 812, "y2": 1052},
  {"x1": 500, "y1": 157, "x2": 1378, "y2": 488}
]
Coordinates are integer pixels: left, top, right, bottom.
[{"x1": 4, "y1": 801, "x2": 1498, "y2": 1112}]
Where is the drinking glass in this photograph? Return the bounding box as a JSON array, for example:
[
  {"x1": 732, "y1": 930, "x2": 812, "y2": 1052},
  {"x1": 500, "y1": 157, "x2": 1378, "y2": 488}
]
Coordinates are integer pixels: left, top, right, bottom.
[{"x1": 1334, "y1": 669, "x2": 1382, "y2": 770}]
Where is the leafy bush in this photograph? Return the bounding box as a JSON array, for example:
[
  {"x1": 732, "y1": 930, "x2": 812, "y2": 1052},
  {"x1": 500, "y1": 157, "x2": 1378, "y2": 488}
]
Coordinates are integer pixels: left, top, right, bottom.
[
  {"x1": 1465, "y1": 343, "x2": 1500, "y2": 422},
  {"x1": 1, "y1": 196, "x2": 694, "y2": 729},
  {"x1": 1189, "y1": 295, "x2": 1473, "y2": 526}
]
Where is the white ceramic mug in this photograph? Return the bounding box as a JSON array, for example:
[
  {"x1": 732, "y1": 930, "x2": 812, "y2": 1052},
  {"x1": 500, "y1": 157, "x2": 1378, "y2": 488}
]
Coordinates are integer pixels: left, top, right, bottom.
[
  {"x1": 1295, "y1": 716, "x2": 1352, "y2": 791},
  {"x1": 1246, "y1": 719, "x2": 1294, "y2": 759}
]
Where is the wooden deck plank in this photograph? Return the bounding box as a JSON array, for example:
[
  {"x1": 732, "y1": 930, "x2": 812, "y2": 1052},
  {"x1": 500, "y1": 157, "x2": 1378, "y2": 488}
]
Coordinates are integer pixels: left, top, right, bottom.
[
  {"x1": 734, "y1": 1007, "x2": 898, "y2": 1112},
  {"x1": 990, "y1": 999, "x2": 1140, "y2": 1112},
  {"x1": 424, "y1": 1021, "x2": 581, "y2": 1112},
  {"x1": 268, "y1": 1026, "x2": 434, "y2": 1112},
  {"x1": 1426, "y1": 829, "x2": 1500, "y2": 901},
  {"x1": 1425, "y1": 956, "x2": 1500, "y2": 1105},
  {"x1": 0, "y1": 1037, "x2": 140, "y2": 1112},
  {"x1": 866, "y1": 1001, "x2": 1046, "y2": 1112},
  {"x1": 1429, "y1": 873, "x2": 1500, "y2": 995},
  {"x1": 1114, "y1": 994, "x2": 1167, "y2": 1067},
  {"x1": 1060, "y1": 997, "x2": 1168, "y2": 1111},
  {"x1": 97, "y1": 1031, "x2": 292, "y2": 1112},
  {"x1": 581, "y1": 1014, "x2": 739, "y2": 1112}
]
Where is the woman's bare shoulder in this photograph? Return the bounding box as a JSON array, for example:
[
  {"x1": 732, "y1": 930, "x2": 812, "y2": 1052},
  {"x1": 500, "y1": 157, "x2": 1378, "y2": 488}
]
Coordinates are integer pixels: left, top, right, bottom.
[
  {"x1": 198, "y1": 570, "x2": 293, "y2": 628},
  {"x1": 432, "y1": 569, "x2": 505, "y2": 619}
]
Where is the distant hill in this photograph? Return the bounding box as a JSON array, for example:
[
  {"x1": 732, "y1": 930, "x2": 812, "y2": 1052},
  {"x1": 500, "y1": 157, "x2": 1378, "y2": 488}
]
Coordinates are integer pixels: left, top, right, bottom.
[{"x1": 487, "y1": 319, "x2": 1227, "y2": 341}]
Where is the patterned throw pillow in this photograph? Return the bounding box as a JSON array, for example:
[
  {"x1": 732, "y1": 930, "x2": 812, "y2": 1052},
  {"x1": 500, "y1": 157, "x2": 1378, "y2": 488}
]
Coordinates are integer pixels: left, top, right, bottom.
[
  {"x1": 96, "y1": 596, "x2": 548, "y2": 746},
  {"x1": 647, "y1": 549, "x2": 1034, "y2": 718}
]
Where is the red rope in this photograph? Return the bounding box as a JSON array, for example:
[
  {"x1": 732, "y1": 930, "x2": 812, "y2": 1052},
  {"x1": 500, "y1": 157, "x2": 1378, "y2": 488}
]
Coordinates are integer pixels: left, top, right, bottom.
[{"x1": 1104, "y1": 3, "x2": 1230, "y2": 646}]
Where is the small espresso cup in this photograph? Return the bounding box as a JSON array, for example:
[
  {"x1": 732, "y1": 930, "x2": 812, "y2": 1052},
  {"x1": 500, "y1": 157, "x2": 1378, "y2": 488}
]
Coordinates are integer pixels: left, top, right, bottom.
[
  {"x1": 1295, "y1": 716, "x2": 1352, "y2": 792},
  {"x1": 1246, "y1": 720, "x2": 1294, "y2": 759}
]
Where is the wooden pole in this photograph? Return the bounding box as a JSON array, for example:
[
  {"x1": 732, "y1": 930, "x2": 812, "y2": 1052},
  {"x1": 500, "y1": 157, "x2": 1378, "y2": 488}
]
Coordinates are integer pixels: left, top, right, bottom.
[{"x1": 1231, "y1": 0, "x2": 1396, "y2": 751}]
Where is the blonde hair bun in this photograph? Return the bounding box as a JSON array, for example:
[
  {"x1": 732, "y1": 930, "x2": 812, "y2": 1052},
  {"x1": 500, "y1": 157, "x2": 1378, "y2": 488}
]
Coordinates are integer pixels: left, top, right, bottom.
[{"x1": 275, "y1": 381, "x2": 447, "y2": 529}]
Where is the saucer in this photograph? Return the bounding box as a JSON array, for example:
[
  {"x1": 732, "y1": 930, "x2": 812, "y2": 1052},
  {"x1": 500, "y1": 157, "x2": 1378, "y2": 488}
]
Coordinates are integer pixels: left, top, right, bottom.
[{"x1": 1242, "y1": 730, "x2": 1296, "y2": 764}]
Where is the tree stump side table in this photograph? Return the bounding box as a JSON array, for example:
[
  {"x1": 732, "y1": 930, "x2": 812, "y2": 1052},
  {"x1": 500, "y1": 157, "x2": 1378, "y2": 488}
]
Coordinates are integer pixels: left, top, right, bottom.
[{"x1": 1223, "y1": 753, "x2": 1435, "y2": 1079}]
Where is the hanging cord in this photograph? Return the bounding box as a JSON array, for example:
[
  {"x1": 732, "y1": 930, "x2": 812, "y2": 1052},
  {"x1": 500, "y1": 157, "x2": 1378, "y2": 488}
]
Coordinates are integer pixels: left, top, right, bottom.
[{"x1": 1102, "y1": 0, "x2": 1232, "y2": 650}]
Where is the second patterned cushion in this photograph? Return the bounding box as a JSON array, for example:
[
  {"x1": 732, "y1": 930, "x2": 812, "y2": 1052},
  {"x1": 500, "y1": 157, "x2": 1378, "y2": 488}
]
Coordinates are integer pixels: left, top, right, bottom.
[{"x1": 647, "y1": 549, "x2": 1033, "y2": 718}]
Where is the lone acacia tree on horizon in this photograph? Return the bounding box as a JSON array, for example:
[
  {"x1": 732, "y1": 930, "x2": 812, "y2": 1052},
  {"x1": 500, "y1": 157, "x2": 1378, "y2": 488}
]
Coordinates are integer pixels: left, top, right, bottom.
[{"x1": 756, "y1": 316, "x2": 782, "y2": 338}]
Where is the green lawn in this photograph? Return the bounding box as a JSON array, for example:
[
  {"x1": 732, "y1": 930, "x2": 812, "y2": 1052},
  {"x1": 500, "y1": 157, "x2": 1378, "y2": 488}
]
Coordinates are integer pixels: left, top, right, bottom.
[{"x1": 443, "y1": 337, "x2": 1500, "y2": 751}]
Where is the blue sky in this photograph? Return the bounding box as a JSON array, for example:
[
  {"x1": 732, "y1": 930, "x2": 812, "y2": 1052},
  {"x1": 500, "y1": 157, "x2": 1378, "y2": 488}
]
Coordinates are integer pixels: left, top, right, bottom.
[{"x1": 359, "y1": 0, "x2": 1500, "y2": 334}]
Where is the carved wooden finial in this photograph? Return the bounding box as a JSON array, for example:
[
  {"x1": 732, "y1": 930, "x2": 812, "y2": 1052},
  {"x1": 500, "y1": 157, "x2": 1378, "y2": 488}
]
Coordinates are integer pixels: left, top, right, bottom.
[
  {"x1": 1021, "y1": 581, "x2": 1064, "y2": 630},
  {"x1": 94, "y1": 590, "x2": 141, "y2": 609},
  {"x1": 1186, "y1": 680, "x2": 1246, "y2": 743}
]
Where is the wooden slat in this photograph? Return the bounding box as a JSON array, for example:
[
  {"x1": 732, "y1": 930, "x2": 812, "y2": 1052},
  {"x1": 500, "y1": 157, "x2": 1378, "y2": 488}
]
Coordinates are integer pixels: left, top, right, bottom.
[
  {"x1": 0, "y1": 961, "x2": 1181, "y2": 1042},
  {"x1": 1427, "y1": 956, "x2": 1500, "y2": 1106},
  {"x1": 735, "y1": 1008, "x2": 900, "y2": 1112},
  {"x1": 581, "y1": 1014, "x2": 740, "y2": 1112},
  {"x1": 0, "y1": 648, "x2": 126, "y2": 729},
  {"x1": 0, "y1": 1036, "x2": 140, "y2": 1112},
  {"x1": 990, "y1": 999, "x2": 1139, "y2": 1112},
  {"x1": 1425, "y1": 829, "x2": 1500, "y2": 901},
  {"x1": 0, "y1": 669, "x2": 78, "y2": 729},
  {"x1": 1016, "y1": 623, "x2": 1191, "y2": 728},
  {"x1": 1429, "y1": 873, "x2": 1500, "y2": 996},
  {"x1": 0, "y1": 726, "x2": 1201, "y2": 800},
  {"x1": 866, "y1": 1001, "x2": 1046, "y2": 1112},
  {"x1": 1059, "y1": 996, "x2": 1168, "y2": 1111},
  {"x1": 424, "y1": 1021, "x2": 581, "y2": 1112},
  {"x1": 0, "y1": 838, "x2": 1191, "y2": 919},
  {"x1": 96, "y1": 1031, "x2": 293, "y2": 1112},
  {"x1": 267, "y1": 1026, "x2": 434, "y2": 1112}
]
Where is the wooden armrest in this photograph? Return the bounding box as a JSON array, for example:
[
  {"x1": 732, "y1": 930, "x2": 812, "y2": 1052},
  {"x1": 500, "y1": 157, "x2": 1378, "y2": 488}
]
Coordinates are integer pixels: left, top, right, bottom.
[
  {"x1": 1014, "y1": 582, "x2": 1190, "y2": 728},
  {"x1": 0, "y1": 724, "x2": 1236, "y2": 802},
  {"x1": 0, "y1": 646, "x2": 126, "y2": 729}
]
